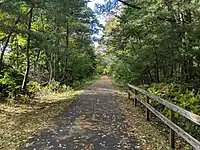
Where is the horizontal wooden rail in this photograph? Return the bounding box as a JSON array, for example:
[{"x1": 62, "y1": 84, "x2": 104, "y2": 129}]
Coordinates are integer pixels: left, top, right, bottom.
[
  {"x1": 128, "y1": 84, "x2": 200, "y2": 125},
  {"x1": 127, "y1": 84, "x2": 200, "y2": 150}
]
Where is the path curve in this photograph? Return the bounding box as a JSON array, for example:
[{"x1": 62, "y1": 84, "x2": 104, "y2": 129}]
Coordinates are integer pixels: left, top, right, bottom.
[{"x1": 20, "y1": 76, "x2": 140, "y2": 150}]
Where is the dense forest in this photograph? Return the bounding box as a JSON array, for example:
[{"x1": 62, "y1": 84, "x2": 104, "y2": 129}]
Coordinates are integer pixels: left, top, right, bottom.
[
  {"x1": 101, "y1": 0, "x2": 200, "y2": 138},
  {"x1": 103, "y1": 0, "x2": 200, "y2": 108},
  {"x1": 0, "y1": 0, "x2": 200, "y2": 149},
  {"x1": 0, "y1": 0, "x2": 100, "y2": 99},
  {"x1": 104, "y1": 0, "x2": 200, "y2": 85}
]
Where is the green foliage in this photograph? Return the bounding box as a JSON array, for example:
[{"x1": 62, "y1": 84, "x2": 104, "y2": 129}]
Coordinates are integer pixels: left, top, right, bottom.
[
  {"x1": 103, "y1": 0, "x2": 200, "y2": 85},
  {"x1": 0, "y1": 0, "x2": 100, "y2": 100},
  {"x1": 27, "y1": 81, "x2": 41, "y2": 93},
  {"x1": 146, "y1": 83, "x2": 200, "y2": 138},
  {"x1": 6, "y1": 92, "x2": 15, "y2": 105},
  {"x1": 39, "y1": 80, "x2": 74, "y2": 97},
  {"x1": 102, "y1": 0, "x2": 200, "y2": 137},
  {"x1": 0, "y1": 68, "x2": 23, "y2": 97},
  {"x1": 60, "y1": 84, "x2": 73, "y2": 93},
  {"x1": 147, "y1": 83, "x2": 200, "y2": 115}
]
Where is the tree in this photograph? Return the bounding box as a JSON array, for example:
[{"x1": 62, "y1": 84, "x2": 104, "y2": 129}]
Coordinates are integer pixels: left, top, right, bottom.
[
  {"x1": 0, "y1": 0, "x2": 100, "y2": 96},
  {"x1": 103, "y1": 0, "x2": 200, "y2": 86}
]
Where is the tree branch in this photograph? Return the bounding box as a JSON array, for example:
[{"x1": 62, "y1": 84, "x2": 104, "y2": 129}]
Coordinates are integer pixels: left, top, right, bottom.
[
  {"x1": 0, "y1": 36, "x2": 8, "y2": 42},
  {"x1": 117, "y1": 0, "x2": 141, "y2": 10},
  {"x1": 157, "y1": 16, "x2": 176, "y2": 23}
]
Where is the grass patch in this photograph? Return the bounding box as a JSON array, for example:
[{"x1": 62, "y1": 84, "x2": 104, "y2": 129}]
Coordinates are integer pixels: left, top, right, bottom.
[{"x1": 0, "y1": 76, "x2": 98, "y2": 150}]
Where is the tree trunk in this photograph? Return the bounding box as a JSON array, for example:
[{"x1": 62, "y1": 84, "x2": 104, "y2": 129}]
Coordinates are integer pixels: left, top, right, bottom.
[
  {"x1": 154, "y1": 49, "x2": 160, "y2": 83},
  {"x1": 66, "y1": 19, "x2": 69, "y2": 49},
  {"x1": 148, "y1": 69, "x2": 153, "y2": 84},
  {"x1": 0, "y1": 16, "x2": 21, "y2": 70},
  {"x1": 183, "y1": 59, "x2": 188, "y2": 82},
  {"x1": 64, "y1": 19, "x2": 69, "y2": 81},
  {"x1": 34, "y1": 50, "x2": 40, "y2": 73},
  {"x1": 47, "y1": 53, "x2": 53, "y2": 85},
  {"x1": 22, "y1": 7, "x2": 33, "y2": 90},
  {"x1": 33, "y1": 13, "x2": 44, "y2": 73},
  {"x1": 53, "y1": 53, "x2": 56, "y2": 80},
  {"x1": 171, "y1": 62, "x2": 173, "y2": 78},
  {"x1": 155, "y1": 60, "x2": 160, "y2": 83}
]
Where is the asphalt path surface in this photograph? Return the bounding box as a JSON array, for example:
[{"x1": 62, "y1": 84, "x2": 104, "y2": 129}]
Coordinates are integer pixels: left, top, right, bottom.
[{"x1": 20, "y1": 76, "x2": 140, "y2": 150}]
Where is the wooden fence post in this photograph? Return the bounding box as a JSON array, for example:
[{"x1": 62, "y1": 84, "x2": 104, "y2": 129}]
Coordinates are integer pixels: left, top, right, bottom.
[
  {"x1": 146, "y1": 96, "x2": 150, "y2": 121},
  {"x1": 170, "y1": 109, "x2": 175, "y2": 150},
  {"x1": 134, "y1": 90, "x2": 137, "y2": 107}
]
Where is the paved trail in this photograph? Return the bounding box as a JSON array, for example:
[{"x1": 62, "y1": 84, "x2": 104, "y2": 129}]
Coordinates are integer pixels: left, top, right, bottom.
[{"x1": 21, "y1": 76, "x2": 140, "y2": 150}]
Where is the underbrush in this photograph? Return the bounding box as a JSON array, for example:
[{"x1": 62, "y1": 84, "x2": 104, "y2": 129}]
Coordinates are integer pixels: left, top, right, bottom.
[
  {"x1": 0, "y1": 68, "x2": 23, "y2": 100},
  {"x1": 139, "y1": 83, "x2": 200, "y2": 140},
  {"x1": 0, "y1": 66, "x2": 99, "y2": 104},
  {"x1": 113, "y1": 79, "x2": 199, "y2": 149},
  {"x1": 0, "y1": 75, "x2": 98, "y2": 150}
]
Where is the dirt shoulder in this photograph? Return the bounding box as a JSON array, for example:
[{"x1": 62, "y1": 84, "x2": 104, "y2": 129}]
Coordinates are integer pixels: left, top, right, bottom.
[{"x1": 115, "y1": 89, "x2": 170, "y2": 150}]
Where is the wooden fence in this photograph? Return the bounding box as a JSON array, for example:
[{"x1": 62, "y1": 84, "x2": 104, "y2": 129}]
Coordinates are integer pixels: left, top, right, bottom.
[{"x1": 127, "y1": 84, "x2": 200, "y2": 150}]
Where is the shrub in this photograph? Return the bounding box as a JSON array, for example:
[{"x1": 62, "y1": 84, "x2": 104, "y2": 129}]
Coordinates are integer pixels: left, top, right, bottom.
[
  {"x1": 27, "y1": 81, "x2": 41, "y2": 93},
  {"x1": 0, "y1": 68, "x2": 23, "y2": 98},
  {"x1": 146, "y1": 83, "x2": 200, "y2": 138}
]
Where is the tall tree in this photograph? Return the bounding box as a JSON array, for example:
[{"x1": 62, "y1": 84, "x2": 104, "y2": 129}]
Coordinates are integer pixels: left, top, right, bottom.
[
  {"x1": 0, "y1": 0, "x2": 100, "y2": 95},
  {"x1": 103, "y1": 0, "x2": 200, "y2": 85}
]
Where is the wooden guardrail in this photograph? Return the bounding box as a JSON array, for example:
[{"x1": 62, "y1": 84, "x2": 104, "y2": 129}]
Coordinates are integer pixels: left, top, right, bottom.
[{"x1": 127, "y1": 84, "x2": 200, "y2": 150}]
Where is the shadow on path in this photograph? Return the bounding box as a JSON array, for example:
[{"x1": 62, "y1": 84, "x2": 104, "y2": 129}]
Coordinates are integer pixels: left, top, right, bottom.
[{"x1": 20, "y1": 76, "x2": 140, "y2": 150}]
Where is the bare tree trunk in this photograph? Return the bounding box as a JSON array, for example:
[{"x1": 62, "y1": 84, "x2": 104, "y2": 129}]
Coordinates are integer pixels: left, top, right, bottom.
[{"x1": 22, "y1": 7, "x2": 33, "y2": 90}]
